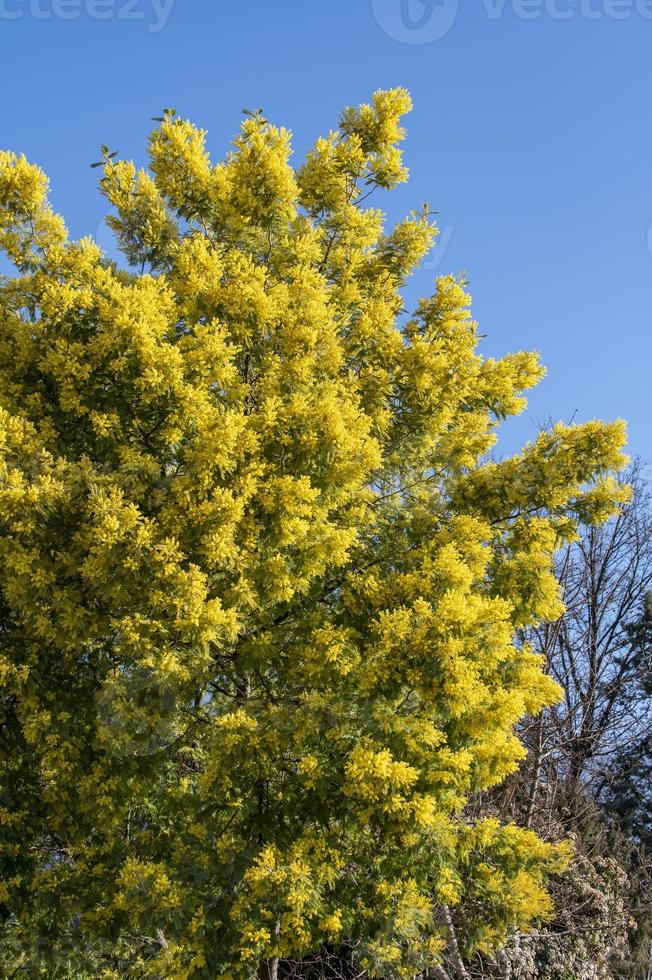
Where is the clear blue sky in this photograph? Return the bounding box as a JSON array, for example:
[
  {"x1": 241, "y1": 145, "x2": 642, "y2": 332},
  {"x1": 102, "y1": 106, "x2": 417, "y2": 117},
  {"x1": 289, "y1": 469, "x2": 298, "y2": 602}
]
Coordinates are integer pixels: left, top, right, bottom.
[{"x1": 1, "y1": 0, "x2": 650, "y2": 460}]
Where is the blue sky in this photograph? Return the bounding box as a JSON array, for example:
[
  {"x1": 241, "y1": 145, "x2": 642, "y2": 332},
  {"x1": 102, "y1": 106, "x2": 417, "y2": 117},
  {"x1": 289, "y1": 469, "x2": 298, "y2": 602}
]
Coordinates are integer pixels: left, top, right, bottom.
[{"x1": 1, "y1": 0, "x2": 650, "y2": 460}]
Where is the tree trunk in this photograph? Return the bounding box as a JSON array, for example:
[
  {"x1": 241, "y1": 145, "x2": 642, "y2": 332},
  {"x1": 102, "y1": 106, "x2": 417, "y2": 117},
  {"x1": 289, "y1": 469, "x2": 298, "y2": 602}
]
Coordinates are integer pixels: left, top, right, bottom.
[
  {"x1": 525, "y1": 715, "x2": 545, "y2": 830},
  {"x1": 257, "y1": 919, "x2": 280, "y2": 980},
  {"x1": 497, "y1": 949, "x2": 512, "y2": 979},
  {"x1": 257, "y1": 957, "x2": 278, "y2": 980},
  {"x1": 441, "y1": 905, "x2": 470, "y2": 980}
]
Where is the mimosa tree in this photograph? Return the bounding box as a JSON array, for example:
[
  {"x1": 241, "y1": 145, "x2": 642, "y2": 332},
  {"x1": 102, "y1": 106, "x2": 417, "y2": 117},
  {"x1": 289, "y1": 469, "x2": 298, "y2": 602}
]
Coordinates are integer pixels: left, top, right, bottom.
[{"x1": 0, "y1": 90, "x2": 628, "y2": 978}]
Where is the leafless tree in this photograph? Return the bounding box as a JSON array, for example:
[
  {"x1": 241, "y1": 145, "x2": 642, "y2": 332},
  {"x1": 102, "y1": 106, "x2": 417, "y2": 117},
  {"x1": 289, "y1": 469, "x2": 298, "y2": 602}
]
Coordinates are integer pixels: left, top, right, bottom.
[{"x1": 525, "y1": 462, "x2": 652, "y2": 808}]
